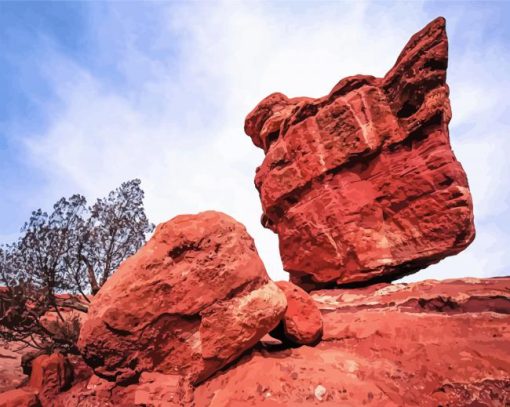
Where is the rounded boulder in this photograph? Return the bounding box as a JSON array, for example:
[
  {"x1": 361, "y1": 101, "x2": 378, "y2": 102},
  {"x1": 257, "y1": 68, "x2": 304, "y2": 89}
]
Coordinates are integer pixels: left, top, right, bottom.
[{"x1": 78, "y1": 211, "x2": 287, "y2": 384}]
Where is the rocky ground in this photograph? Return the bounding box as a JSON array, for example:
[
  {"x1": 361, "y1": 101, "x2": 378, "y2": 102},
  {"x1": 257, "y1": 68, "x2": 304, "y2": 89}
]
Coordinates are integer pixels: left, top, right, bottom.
[
  {"x1": 195, "y1": 278, "x2": 510, "y2": 406},
  {"x1": 1, "y1": 277, "x2": 508, "y2": 406},
  {"x1": 0, "y1": 342, "x2": 26, "y2": 392}
]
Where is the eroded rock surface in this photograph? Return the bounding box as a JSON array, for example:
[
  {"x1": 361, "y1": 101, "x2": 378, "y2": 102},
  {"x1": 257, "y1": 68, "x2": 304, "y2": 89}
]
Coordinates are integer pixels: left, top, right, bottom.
[
  {"x1": 78, "y1": 211, "x2": 287, "y2": 385},
  {"x1": 0, "y1": 388, "x2": 40, "y2": 407},
  {"x1": 195, "y1": 277, "x2": 510, "y2": 406},
  {"x1": 0, "y1": 342, "x2": 27, "y2": 392},
  {"x1": 28, "y1": 353, "x2": 73, "y2": 406},
  {"x1": 245, "y1": 17, "x2": 475, "y2": 288}
]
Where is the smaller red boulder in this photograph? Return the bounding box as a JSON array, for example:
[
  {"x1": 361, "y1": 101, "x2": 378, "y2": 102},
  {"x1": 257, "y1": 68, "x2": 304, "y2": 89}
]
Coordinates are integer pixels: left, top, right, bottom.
[
  {"x1": 29, "y1": 353, "x2": 73, "y2": 405},
  {"x1": 271, "y1": 281, "x2": 323, "y2": 345}
]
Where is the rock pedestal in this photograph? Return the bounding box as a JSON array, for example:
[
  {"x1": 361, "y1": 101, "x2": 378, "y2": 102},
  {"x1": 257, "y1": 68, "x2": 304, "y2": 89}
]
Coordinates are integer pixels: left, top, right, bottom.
[{"x1": 194, "y1": 277, "x2": 510, "y2": 406}]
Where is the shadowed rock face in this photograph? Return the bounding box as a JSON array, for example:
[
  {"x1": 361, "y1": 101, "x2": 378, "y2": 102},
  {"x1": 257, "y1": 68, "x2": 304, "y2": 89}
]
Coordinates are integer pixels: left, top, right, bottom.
[
  {"x1": 29, "y1": 353, "x2": 73, "y2": 406},
  {"x1": 245, "y1": 17, "x2": 475, "y2": 288},
  {"x1": 77, "y1": 211, "x2": 286, "y2": 385},
  {"x1": 194, "y1": 277, "x2": 510, "y2": 407}
]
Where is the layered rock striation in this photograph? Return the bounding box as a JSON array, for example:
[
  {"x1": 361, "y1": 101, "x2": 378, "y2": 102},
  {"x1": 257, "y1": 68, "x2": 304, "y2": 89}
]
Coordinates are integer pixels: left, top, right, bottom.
[
  {"x1": 195, "y1": 277, "x2": 510, "y2": 406},
  {"x1": 245, "y1": 17, "x2": 475, "y2": 288},
  {"x1": 7, "y1": 277, "x2": 507, "y2": 406}
]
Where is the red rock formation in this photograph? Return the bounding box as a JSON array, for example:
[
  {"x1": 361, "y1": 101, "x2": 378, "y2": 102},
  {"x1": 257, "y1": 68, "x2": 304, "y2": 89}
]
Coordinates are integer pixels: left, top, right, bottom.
[
  {"x1": 270, "y1": 281, "x2": 323, "y2": 345},
  {"x1": 3, "y1": 278, "x2": 507, "y2": 405},
  {"x1": 195, "y1": 277, "x2": 510, "y2": 406},
  {"x1": 0, "y1": 388, "x2": 40, "y2": 407},
  {"x1": 78, "y1": 211, "x2": 287, "y2": 385},
  {"x1": 53, "y1": 372, "x2": 193, "y2": 407},
  {"x1": 133, "y1": 372, "x2": 193, "y2": 407},
  {"x1": 245, "y1": 17, "x2": 475, "y2": 288},
  {"x1": 53, "y1": 374, "x2": 134, "y2": 407},
  {"x1": 28, "y1": 353, "x2": 73, "y2": 406},
  {"x1": 0, "y1": 343, "x2": 28, "y2": 392},
  {"x1": 0, "y1": 17, "x2": 502, "y2": 407},
  {"x1": 66, "y1": 354, "x2": 93, "y2": 386}
]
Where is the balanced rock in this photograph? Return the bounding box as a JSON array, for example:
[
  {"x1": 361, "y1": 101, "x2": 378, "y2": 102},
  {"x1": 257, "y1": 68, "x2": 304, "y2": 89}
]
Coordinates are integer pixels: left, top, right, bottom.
[
  {"x1": 244, "y1": 17, "x2": 475, "y2": 288},
  {"x1": 271, "y1": 281, "x2": 323, "y2": 345},
  {"x1": 78, "y1": 211, "x2": 287, "y2": 385}
]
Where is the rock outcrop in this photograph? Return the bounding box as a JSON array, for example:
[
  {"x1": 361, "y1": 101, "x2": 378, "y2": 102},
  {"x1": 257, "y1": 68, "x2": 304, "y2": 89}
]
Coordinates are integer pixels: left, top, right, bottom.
[
  {"x1": 195, "y1": 277, "x2": 510, "y2": 406},
  {"x1": 78, "y1": 211, "x2": 287, "y2": 385},
  {"x1": 28, "y1": 353, "x2": 73, "y2": 406},
  {"x1": 270, "y1": 281, "x2": 323, "y2": 345},
  {"x1": 3, "y1": 277, "x2": 509, "y2": 405},
  {"x1": 53, "y1": 372, "x2": 193, "y2": 407},
  {"x1": 0, "y1": 388, "x2": 40, "y2": 407},
  {"x1": 245, "y1": 17, "x2": 475, "y2": 288},
  {"x1": 0, "y1": 342, "x2": 27, "y2": 392}
]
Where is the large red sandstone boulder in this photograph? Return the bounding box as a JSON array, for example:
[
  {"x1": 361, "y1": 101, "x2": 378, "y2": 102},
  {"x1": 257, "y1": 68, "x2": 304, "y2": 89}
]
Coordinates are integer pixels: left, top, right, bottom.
[
  {"x1": 28, "y1": 353, "x2": 73, "y2": 406},
  {"x1": 195, "y1": 277, "x2": 510, "y2": 406},
  {"x1": 271, "y1": 281, "x2": 323, "y2": 345},
  {"x1": 244, "y1": 17, "x2": 475, "y2": 288},
  {"x1": 78, "y1": 211, "x2": 287, "y2": 385}
]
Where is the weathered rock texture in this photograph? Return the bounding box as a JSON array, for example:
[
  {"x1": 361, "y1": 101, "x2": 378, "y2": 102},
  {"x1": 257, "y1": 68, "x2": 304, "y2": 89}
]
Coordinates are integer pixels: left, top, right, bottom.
[
  {"x1": 0, "y1": 388, "x2": 40, "y2": 407},
  {"x1": 270, "y1": 281, "x2": 323, "y2": 345},
  {"x1": 28, "y1": 353, "x2": 73, "y2": 406},
  {"x1": 245, "y1": 17, "x2": 475, "y2": 288},
  {"x1": 53, "y1": 373, "x2": 193, "y2": 407},
  {"x1": 2, "y1": 278, "x2": 508, "y2": 406},
  {"x1": 0, "y1": 342, "x2": 27, "y2": 392},
  {"x1": 78, "y1": 211, "x2": 287, "y2": 385},
  {"x1": 195, "y1": 277, "x2": 510, "y2": 406}
]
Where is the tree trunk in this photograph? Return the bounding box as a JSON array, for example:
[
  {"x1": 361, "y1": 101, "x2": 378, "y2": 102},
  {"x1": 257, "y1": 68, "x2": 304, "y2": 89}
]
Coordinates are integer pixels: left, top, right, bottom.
[
  {"x1": 81, "y1": 256, "x2": 100, "y2": 295},
  {"x1": 88, "y1": 264, "x2": 100, "y2": 295}
]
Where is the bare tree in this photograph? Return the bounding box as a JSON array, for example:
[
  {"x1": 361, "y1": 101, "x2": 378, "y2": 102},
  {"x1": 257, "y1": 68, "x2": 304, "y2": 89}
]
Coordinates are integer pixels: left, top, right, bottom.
[
  {"x1": 81, "y1": 179, "x2": 153, "y2": 294},
  {"x1": 0, "y1": 242, "x2": 80, "y2": 353},
  {"x1": 0, "y1": 179, "x2": 153, "y2": 353}
]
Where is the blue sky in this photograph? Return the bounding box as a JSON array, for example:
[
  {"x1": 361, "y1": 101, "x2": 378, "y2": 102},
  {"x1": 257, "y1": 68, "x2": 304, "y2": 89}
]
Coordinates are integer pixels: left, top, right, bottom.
[{"x1": 1, "y1": 1, "x2": 509, "y2": 281}]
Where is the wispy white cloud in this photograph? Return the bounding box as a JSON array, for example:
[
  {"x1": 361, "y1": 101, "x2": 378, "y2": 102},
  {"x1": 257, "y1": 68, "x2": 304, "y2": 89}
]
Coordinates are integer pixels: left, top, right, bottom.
[{"x1": 20, "y1": 1, "x2": 510, "y2": 281}]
